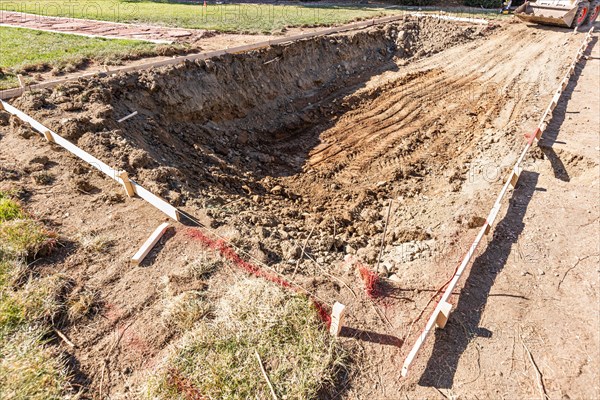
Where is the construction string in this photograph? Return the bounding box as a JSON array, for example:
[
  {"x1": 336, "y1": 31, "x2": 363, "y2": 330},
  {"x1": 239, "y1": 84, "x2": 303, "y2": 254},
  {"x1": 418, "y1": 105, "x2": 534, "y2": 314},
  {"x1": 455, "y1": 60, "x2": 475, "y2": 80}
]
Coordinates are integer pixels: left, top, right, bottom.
[{"x1": 185, "y1": 228, "x2": 332, "y2": 327}]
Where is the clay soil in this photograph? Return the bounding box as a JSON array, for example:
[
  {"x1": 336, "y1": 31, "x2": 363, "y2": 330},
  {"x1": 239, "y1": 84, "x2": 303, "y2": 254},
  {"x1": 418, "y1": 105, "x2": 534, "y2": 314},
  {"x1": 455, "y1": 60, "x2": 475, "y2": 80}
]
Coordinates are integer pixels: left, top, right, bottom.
[{"x1": 0, "y1": 16, "x2": 598, "y2": 399}]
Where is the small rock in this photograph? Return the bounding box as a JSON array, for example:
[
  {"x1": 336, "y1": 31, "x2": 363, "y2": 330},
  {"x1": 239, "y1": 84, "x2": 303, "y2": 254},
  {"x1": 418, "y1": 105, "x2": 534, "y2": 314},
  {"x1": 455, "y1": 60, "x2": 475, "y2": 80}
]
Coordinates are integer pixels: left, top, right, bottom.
[
  {"x1": 237, "y1": 131, "x2": 249, "y2": 145},
  {"x1": 270, "y1": 185, "x2": 284, "y2": 195},
  {"x1": 467, "y1": 215, "x2": 487, "y2": 229}
]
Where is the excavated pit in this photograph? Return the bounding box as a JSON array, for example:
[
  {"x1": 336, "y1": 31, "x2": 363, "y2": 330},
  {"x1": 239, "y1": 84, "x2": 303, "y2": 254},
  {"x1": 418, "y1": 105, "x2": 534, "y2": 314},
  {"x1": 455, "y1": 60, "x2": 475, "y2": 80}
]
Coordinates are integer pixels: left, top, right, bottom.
[
  {"x1": 13, "y1": 17, "x2": 487, "y2": 208},
  {"x1": 10, "y1": 16, "x2": 577, "y2": 276}
]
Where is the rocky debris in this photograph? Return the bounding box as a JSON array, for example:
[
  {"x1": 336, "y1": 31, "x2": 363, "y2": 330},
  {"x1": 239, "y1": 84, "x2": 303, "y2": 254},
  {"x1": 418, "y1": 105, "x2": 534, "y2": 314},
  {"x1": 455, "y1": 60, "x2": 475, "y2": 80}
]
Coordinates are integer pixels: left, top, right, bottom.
[{"x1": 10, "y1": 116, "x2": 37, "y2": 139}]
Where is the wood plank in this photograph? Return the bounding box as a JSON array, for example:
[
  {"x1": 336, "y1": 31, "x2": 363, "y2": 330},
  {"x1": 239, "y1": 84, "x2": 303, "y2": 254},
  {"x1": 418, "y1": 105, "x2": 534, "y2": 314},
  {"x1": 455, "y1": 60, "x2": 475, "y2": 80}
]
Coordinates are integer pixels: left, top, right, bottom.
[
  {"x1": 329, "y1": 302, "x2": 346, "y2": 336},
  {"x1": 131, "y1": 181, "x2": 180, "y2": 221},
  {"x1": 131, "y1": 222, "x2": 171, "y2": 265}
]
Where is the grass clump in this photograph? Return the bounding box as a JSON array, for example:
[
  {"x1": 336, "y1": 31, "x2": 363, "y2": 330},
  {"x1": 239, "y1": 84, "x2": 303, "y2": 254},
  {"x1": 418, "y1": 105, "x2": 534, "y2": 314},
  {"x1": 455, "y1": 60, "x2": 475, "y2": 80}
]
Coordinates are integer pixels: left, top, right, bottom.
[
  {"x1": 162, "y1": 291, "x2": 211, "y2": 332},
  {"x1": 66, "y1": 289, "x2": 98, "y2": 322},
  {"x1": 0, "y1": 219, "x2": 56, "y2": 259},
  {"x1": 0, "y1": 191, "x2": 72, "y2": 399},
  {"x1": 149, "y1": 278, "x2": 345, "y2": 400},
  {"x1": 186, "y1": 256, "x2": 222, "y2": 279},
  {"x1": 0, "y1": 197, "x2": 24, "y2": 222},
  {"x1": 0, "y1": 327, "x2": 71, "y2": 400}
]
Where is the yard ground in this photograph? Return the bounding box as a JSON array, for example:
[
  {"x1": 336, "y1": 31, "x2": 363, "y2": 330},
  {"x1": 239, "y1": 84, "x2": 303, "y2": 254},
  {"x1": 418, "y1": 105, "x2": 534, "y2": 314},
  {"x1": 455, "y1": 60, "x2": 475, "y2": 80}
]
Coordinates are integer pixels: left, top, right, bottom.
[
  {"x1": 0, "y1": 12, "x2": 598, "y2": 400},
  {"x1": 1, "y1": 1, "x2": 408, "y2": 32},
  {"x1": 0, "y1": 26, "x2": 184, "y2": 89}
]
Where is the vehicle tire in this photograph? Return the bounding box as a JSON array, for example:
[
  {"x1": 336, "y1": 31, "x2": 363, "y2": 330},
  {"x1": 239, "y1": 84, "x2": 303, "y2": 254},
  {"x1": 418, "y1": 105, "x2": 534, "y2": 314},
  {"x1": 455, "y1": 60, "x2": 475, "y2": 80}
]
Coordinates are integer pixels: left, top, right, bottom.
[
  {"x1": 587, "y1": 0, "x2": 600, "y2": 24},
  {"x1": 573, "y1": 2, "x2": 590, "y2": 27}
]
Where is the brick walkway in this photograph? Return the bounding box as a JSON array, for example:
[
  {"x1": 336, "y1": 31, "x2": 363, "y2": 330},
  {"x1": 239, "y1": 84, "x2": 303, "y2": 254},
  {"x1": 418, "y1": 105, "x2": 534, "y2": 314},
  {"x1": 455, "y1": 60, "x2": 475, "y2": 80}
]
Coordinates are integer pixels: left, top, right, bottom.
[{"x1": 0, "y1": 10, "x2": 209, "y2": 43}]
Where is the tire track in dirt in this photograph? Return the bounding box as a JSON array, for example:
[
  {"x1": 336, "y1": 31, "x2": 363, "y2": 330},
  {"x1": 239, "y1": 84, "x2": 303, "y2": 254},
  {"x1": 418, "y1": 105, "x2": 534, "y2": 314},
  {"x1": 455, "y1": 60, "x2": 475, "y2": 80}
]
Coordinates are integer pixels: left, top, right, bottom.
[{"x1": 281, "y1": 24, "x2": 579, "y2": 209}]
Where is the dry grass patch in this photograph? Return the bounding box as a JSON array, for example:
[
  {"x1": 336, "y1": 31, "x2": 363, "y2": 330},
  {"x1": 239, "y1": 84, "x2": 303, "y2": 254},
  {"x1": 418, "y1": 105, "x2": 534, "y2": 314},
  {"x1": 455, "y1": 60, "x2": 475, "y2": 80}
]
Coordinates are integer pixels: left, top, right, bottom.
[
  {"x1": 0, "y1": 219, "x2": 56, "y2": 259},
  {"x1": 0, "y1": 191, "x2": 72, "y2": 399},
  {"x1": 0, "y1": 327, "x2": 72, "y2": 400},
  {"x1": 149, "y1": 278, "x2": 345, "y2": 399},
  {"x1": 14, "y1": 274, "x2": 71, "y2": 324},
  {"x1": 162, "y1": 291, "x2": 212, "y2": 333},
  {"x1": 78, "y1": 231, "x2": 114, "y2": 253}
]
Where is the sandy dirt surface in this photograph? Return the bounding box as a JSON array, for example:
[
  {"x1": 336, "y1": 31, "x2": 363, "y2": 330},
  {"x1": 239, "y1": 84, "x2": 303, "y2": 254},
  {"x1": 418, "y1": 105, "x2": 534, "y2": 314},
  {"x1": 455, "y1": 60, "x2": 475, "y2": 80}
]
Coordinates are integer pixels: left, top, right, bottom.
[{"x1": 0, "y1": 16, "x2": 598, "y2": 399}]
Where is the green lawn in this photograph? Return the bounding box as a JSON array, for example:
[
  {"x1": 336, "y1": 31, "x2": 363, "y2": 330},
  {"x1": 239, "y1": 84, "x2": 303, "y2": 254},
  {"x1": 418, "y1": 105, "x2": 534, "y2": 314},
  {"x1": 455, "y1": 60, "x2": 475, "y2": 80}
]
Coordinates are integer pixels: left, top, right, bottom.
[
  {"x1": 0, "y1": 1, "x2": 402, "y2": 32},
  {"x1": 0, "y1": 26, "x2": 180, "y2": 89}
]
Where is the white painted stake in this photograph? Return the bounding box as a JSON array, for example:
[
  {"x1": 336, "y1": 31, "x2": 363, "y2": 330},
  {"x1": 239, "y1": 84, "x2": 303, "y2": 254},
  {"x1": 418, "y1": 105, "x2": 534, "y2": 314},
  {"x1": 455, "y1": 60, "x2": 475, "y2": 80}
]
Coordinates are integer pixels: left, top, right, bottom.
[
  {"x1": 131, "y1": 222, "x2": 171, "y2": 265},
  {"x1": 329, "y1": 302, "x2": 346, "y2": 336},
  {"x1": 117, "y1": 111, "x2": 138, "y2": 123}
]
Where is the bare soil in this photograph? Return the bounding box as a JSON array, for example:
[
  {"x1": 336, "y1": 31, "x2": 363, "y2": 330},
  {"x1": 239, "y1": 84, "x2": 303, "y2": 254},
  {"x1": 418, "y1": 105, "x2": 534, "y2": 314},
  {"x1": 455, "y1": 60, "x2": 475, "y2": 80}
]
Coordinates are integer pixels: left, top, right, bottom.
[{"x1": 0, "y1": 16, "x2": 598, "y2": 399}]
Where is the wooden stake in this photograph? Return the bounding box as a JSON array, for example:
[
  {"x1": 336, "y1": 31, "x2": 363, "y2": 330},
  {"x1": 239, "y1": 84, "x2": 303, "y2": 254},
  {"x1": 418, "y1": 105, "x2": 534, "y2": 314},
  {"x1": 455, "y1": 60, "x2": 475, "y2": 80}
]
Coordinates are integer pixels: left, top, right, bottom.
[
  {"x1": 484, "y1": 222, "x2": 492, "y2": 235},
  {"x1": 435, "y1": 301, "x2": 452, "y2": 329},
  {"x1": 131, "y1": 222, "x2": 170, "y2": 265},
  {"x1": 43, "y1": 130, "x2": 55, "y2": 143},
  {"x1": 509, "y1": 167, "x2": 522, "y2": 189},
  {"x1": 118, "y1": 171, "x2": 135, "y2": 197},
  {"x1": 255, "y1": 350, "x2": 278, "y2": 400},
  {"x1": 329, "y1": 301, "x2": 346, "y2": 336},
  {"x1": 17, "y1": 74, "x2": 25, "y2": 88}
]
